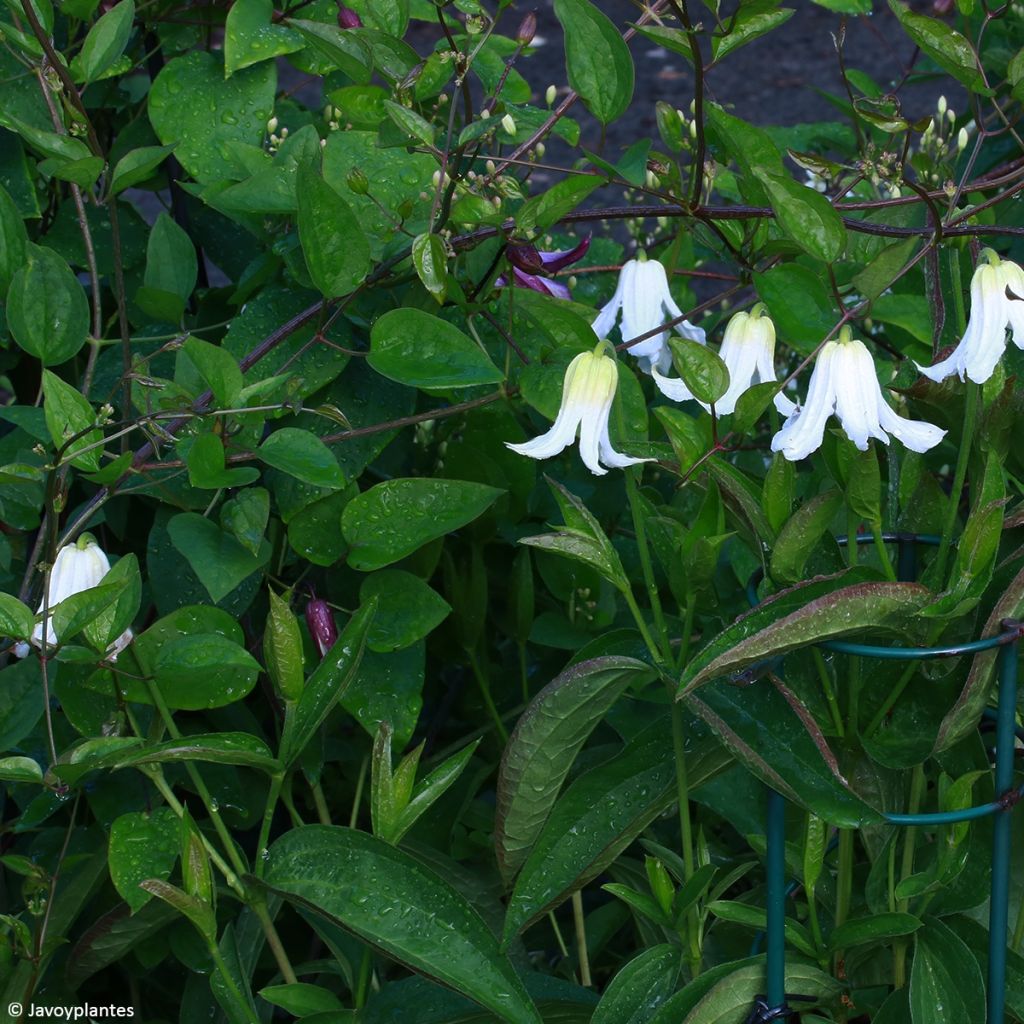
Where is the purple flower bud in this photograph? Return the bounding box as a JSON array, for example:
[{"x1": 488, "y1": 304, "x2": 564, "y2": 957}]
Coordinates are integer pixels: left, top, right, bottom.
[
  {"x1": 537, "y1": 234, "x2": 591, "y2": 272},
  {"x1": 305, "y1": 596, "x2": 338, "y2": 658},
  {"x1": 506, "y1": 242, "x2": 545, "y2": 274},
  {"x1": 516, "y1": 11, "x2": 537, "y2": 45},
  {"x1": 337, "y1": 4, "x2": 362, "y2": 28}
]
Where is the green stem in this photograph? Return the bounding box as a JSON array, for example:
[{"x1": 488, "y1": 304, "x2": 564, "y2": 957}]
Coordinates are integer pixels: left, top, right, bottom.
[
  {"x1": 355, "y1": 947, "x2": 373, "y2": 1009},
  {"x1": 572, "y1": 891, "x2": 592, "y2": 987},
  {"x1": 864, "y1": 661, "x2": 918, "y2": 739},
  {"x1": 349, "y1": 756, "x2": 368, "y2": 829},
  {"x1": 548, "y1": 910, "x2": 570, "y2": 962},
  {"x1": 310, "y1": 778, "x2": 332, "y2": 825},
  {"x1": 518, "y1": 641, "x2": 530, "y2": 703},
  {"x1": 871, "y1": 520, "x2": 897, "y2": 582},
  {"x1": 834, "y1": 829, "x2": 854, "y2": 931},
  {"x1": 934, "y1": 381, "x2": 979, "y2": 584},
  {"x1": 255, "y1": 773, "x2": 284, "y2": 878},
  {"x1": 894, "y1": 764, "x2": 927, "y2": 988},
  {"x1": 812, "y1": 649, "x2": 845, "y2": 739},
  {"x1": 250, "y1": 899, "x2": 299, "y2": 986},
  {"x1": 624, "y1": 465, "x2": 671, "y2": 663},
  {"x1": 622, "y1": 589, "x2": 662, "y2": 667},
  {"x1": 806, "y1": 889, "x2": 826, "y2": 965},
  {"x1": 208, "y1": 943, "x2": 259, "y2": 1024},
  {"x1": 670, "y1": 696, "x2": 703, "y2": 978},
  {"x1": 467, "y1": 648, "x2": 509, "y2": 743}
]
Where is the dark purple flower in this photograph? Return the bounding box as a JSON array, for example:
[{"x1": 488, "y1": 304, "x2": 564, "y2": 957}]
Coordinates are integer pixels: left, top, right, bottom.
[
  {"x1": 337, "y1": 4, "x2": 363, "y2": 28},
  {"x1": 305, "y1": 594, "x2": 338, "y2": 658},
  {"x1": 498, "y1": 235, "x2": 590, "y2": 299}
]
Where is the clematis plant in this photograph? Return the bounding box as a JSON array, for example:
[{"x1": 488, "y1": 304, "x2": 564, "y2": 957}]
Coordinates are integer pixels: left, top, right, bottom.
[
  {"x1": 771, "y1": 327, "x2": 946, "y2": 461},
  {"x1": 496, "y1": 237, "x2": 591, "y2": 299},
  {"x1": 917, "y1": 249, "x2": 1024, "y2": 384},
  {"x1": 505, "y1": 341, "x2": 652, "y2": 476}
]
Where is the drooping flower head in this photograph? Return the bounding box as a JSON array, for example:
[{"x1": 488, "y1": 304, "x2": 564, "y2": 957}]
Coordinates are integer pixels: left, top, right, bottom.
[
  {"x1": 496, "y1": 237, "x2": 591, "y2": 300},
  {"x1": 305, "y1": 591, "x2": 338, "y2": 659},
  {"x1": 506, "y1": 341, "x2": 653, "y2": 476},
  {"x1": 918, "y1": 249, "x2": 1024, "y2": 384},
  {"x1": 19, "y1": 534, "x2": 133, "y2": 659},
  {"x1": 771, "y1": 327, "x2": 946, "y2": 462}
]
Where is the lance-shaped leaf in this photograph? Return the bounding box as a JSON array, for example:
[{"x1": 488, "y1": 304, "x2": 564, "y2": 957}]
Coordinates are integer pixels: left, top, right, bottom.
[
  {"x1": 264, "y1": 826, "x2": 542, "y2": 1024},
  {"x1": 502, "y1": 716, "x2": 730, "y2": 941},
  {"x1": 590, "y1": 945, "x2": 678, "y2": 1024},
  {"x1": 685, "y1": 676, "x2": 881, "y2": 826},
  {"x1": 495, "y1": 656, "x2": 656, "y2": 886},
  {"x1": 680, "y1": 579, "x2": 931, "y2": 693},
  {"x1": 934, "y1": 561, "x2": 1024, "y2": 752}
]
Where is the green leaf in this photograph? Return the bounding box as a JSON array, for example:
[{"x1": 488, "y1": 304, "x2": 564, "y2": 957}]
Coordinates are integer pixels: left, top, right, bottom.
[
  {"x1": 670, "y1": 337, "x2": 729, "y2": 406},
  {"x1": 553, "y1": 0, "x2": 634, "y2": 124},
  {"x1": 258, "y1": 428, "x2": 345, "y2": 488},
  {"x1": 829, "y1": 912, "x2": 921, "y2": 952},
  {"x1": 680, "y1": 579, "x2": 931, "y2": 692},
  {"x1": 82, "y1": 553, "x2": 140, "y2": 653},
  {"x1": 221, "y1": 487, "x2": 270, "y2": 555},
  {"x1": 297, "y1": 164, "x2": 372, "y2": 298},
  {"x1": 141, "y1": 212, "x2": 196, "y2": 320},
  {"x1": 185, "y1": 433, "x2": 260, "y2": 490},
  {"x1": 109, "y1": 144, "x2": 176, "y2": 195},
  {"x1": 182, "y1": 336, "x2": 244, "y2": 409},
  {"x1": 770, "y1": 490, "x2": 843, "y2": 585},
  {"x1": 712, "y1": 2, "x2": 795, "y2": 62},
  {"x1": 42, "y1": 370, "x2": 102, "y2": 471},
  {"x1": 394, "y1": 740, "x2": 478, "y2": 844},
  {"x1": 591, "y1": 945, "x2": 677, "y2": 1024},
  {"x1": 910, "y1": 917, "x2": 984, "y2": 1024},
  {"x1": 888, "y1": 1, "x2": 984, "y2": 92},
  {"x1": 368, "y1": 309, "x2": 503, "y2": 390},
  {"x1": 149, "y1": 52, "x2": 276, "y2": 182},
  {"x1": 154, "y1": 635, "x2": 261, "y2": 710},
  {"x1": 384, "y1": 100, "x2": 436, "y2": 147},
  {"x1": 342, "y1": 479, "x2": 503, "y2": 571},
  {"x1": 286, "y1": 18, "x2": 371, "y2": 83},
  {"x1": 707, "y1": 900, "x2": 817, "y2": 958},
  {"x1": 167, "y1": 513, "x2": 269, "y2": 603},
  {"x1": 72, "y1": 0, "x2": 134, "y2": 83},
  {"x1": 0, "y1": 757, "x2": 43, "y2": 784},
  {"x1": 264, "y1": 826, "x2": 542, "y2": 1024},
  {"x1": 52, "y1": 581, "x2": 128, "y2": 646},
  {"x1": 259, "y1": 983, "x2": 344, "y2": 1016},
  {"x1": 224, "y1": 0, "x2": 302, "y2": 76},
  {"x1": 0, "y1": 183, "x2": 28, "y2": 293},
  {"x1": 7, "y1": 245, "x2": 90, "y2": 365},
  {"x1": 139, "y1": 879, "x2": 216, "y2": 945},
  {"x1": 756, "y1": 170, "x2": 846, "y2": 262},
  {"x1": 279, "y1": 601, "x2": 376, "y2": 766},
  {"x1": 811, "y1": 0, "x2": 871, "y2": 11},
  {"x1": 264, "y1": 588, "x2": 305, "y2": 702},
  {"x1": 0, "y1": 114, "x2": 93, "y2": 165},
  {"x1": 359, "y1": 570, "x2": 451, "y2": 653},
  {"x1": 754, "y1": 263, "x2": 835, "y2": 353},
  {"x1": 495, "y1": 656, "x2": 656, "y2": 886},
  {"x1": 0, "y1": 660, "x2": 44, "y2": 752},
  {"x1": 516, "y1": 174, "x2": 603, "y2": 235},
  {"x1": 109, "y1": 808, "x2": 179, "y2": 913},
  {"x1": 503, "y1": 717, "x2": 729, "y2": 939},
  {"x1": 411, "y1": 232, "x2": 448, "y2": 303}
]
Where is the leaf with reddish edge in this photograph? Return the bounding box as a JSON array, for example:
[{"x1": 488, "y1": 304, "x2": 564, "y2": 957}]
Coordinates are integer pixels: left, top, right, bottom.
[
  {"x1": 495, "y1": 656, "x2": 656, "y2": 887},
  {"x1": 679, "y1": 579, "x2": 931, "y2": 695},
  {"x1": 934, "y1": 562, "x2": 1024, "y2": 752}
]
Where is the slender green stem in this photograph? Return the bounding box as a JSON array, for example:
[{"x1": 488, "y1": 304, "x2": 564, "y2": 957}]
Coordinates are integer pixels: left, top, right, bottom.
[
  {"x1": 349, "y1": 756, "x2": 368, "y2": 829},
  {"x1": 864, "y1": 661, "x2": 918, "y2": 738},
  {"x1": 250, "y1": 899, "x2": 299, "y2": 985},
  {"x1": 894, "y1": 764, "x2": 927, "y2": 988},
  {"x1": 806, "y1": 889, "x2": 826, "y2": 964},
  {"x1": 834, "y1": 829, "x2": 854, "y2": 931},
  {"x1": 208, "y1": 943, "x2": 259, "y2": 1024},
  {"x1": 624, "y1": 465, "x2": 671, "y2": 663},
  {"x1": 572, "y1": 891, "x2": 592, "y2": 987},
  {"x1": 255, "y1": 774, "x2": 284, "y2": 878},
  {"x1": 355, "y1": 947, "x2": 373, "y2": 1009},
  {"x1": 622, "y1": 589, "x2": 662, "y2": 667},
  {"x1": 871, "y1": 521, "x2": 897, "y2": 582},
  {"x1": 467, "y1": 648, "x2": 509, "y2": 743},
  {"x1": 310, "y1": 779, "x2": 332, "y2": 825},
  {"x1": 548, "y1": 910, "x2": 570, "y2": 962},
  {"x1": 518, "y1": 641, "x2": 530, "y2": 703},
  {"x1": 1012, "y1": 885, "x2": 1024, "y2": 952},
  {"x1": 812, "y1": 649, "x2": 845, "y2": 739},
  {"x1": 934, "y1": 381, "x2": 979, "y2": 583},
  {"x1": 670, "y1": 696, "x2": 703, "y2": 978}
]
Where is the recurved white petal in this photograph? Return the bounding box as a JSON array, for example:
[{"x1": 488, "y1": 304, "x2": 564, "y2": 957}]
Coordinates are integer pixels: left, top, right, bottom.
[{"x1": 876, "y1": 401, "x2": 945, "y2": 453}]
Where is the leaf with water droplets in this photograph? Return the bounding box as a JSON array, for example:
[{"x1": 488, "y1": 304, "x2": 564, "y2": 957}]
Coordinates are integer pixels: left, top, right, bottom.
[
  {"x1": 109, "y1": 808, "x2": 179, "y2": 913},
  {"x1": 590, "y1": 945, "x2": 678, "y2": 1024},
  {"x1": 264, "y1": 826, "x2": 543, "y2": 1024},
  {"x1": 225, "y1": 0, "x2": 303, "y2": 76}
]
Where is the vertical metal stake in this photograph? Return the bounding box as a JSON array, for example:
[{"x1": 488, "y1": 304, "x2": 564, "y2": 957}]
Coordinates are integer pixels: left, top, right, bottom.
[
  {"x1": 987, "y1": 637, "x2": 1018, "y2": 1024},
  {"x1": 766, "y1": 787, "x2": 787, "y2": 1011}
]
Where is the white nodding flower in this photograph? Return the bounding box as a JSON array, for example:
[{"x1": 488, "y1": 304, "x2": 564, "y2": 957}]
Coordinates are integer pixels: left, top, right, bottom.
[
  {"x1": 18, "y1": 535, "x2": 134, "y2": 660},
  {"x1": 704, "y1": 305, "x2": 796, "y2": 416},
  {"x1": 590, "y1": 254, "x2": 705, "y2": 399},
  {"x1": 917, "y1": 249, "x2": 1024, "y2": 384},
  {"x1": 506, "y1": 342, "x2": 653, "y2": 476},
  {"x1": 771, "y1": 327, "x2": 946, "y2": 462}
]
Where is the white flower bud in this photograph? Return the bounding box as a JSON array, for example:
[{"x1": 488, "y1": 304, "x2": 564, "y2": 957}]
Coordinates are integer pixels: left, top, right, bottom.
[
  {"x1": 958, "y1": 126, "x2": 969, "y2": 151},
  {"x1": 545, "y1": 84, "x2": 556, "y2": 106},
  {"x1": 535, "y1": 142, "x2": 545, "y2": 159},
  {"x1": 267, "y1": 116, "x2": 278, "y2": 134},
  {"x1": 501, "y1": 113, "x2": 517, "y2": 135},
  {"x1": 485, "y1": 159, "x2": 496, "y2": 175},
  {"x1": 938, "y1": 95, "x2": 947, "y2": 116}
]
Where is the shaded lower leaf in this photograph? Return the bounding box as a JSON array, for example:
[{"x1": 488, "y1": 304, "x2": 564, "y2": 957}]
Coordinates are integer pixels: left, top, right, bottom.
[
  {"x1": 591, "y1": 944, "x2": 678, "y2": 1024},
  {"x1": 910, "y1": 916, "x2": 984, "y2": 1024}
]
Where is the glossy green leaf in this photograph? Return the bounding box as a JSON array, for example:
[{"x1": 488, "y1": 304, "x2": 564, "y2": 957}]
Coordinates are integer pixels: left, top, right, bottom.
[
  {"x1": 756, "y1": 170, "x2": 846, "y2": 263},
  {"x1": 264, "y1": 826, "x2": 542, "y2": 1024},
  {"x1": 141, "y1": 212, "x2": 196, "y2": 320},
  {"x1": 297, "y1": 164, "x2": 372, "y2": 298},
  {"x1": 707, "y1": 900, "x2": 817, "y2": 958},
  {"x1": 82, "y1": 553, "x2": 140, "y2": 653},
  {"x1": 553, "y1": 0, "x2": 634, "y2": 124},
  {"x1": 264, "y1": 588, "x2": 304, "y2": 702},
  {"x1": 72, "y1": 0, "x2": 134, "y2": 83},
  {"x1": 0, "y1": 182, "x2": 27, "y2": 293},
  {"x1": 149, "y1": 52, "x2": 276, "y2": 182},
  {"x1": 109, "y1": 808, "x2": 179, "y2": 913},
  {"x1": 712, "y1": 2, "x2": 794, "y2": 62},
  {"x1": 910, "y1": 917, "x2": 984, "y2": 1024},
  {"x1": 224, "y1": 0, "x2": 302, "y2": 76},
  {"x1": 516, "y1": 174, "x2": 603, "y2": 234},
  {"x1": 770, "y1": 490, "x2": 842, "y2": 585},
  {"x1": 591, "y1": 945, "x2": 677, "y2": 1024},
  {"x1": 342, "y1": 479, "x2": 503, "y2": 571},
  {"x1": 495, "y1": 656, "x2": 656, "y2": 885},
  {"x1": 52, "y1": 581, "x2": 128, "y2": 646},
  {"x1": 7, "y1": 245, "x2": 90, "y2": 365},
  {"x1": 109, "y1": 144, "x2": 175, "y2": 194},
  {"x1": 368, "y1": 309, "x2": 503, "y2": 390},
  {"x1": 42, "y1": 370, "x2": 102, "y2": 471},
  {"x1": 411, "y1": 232, "x2": 447, "y2": 303},
  {"x1": 670, "y1": 337, "x2": 729, "y2": 406},
  {"x1": 182, "y1": 336, "x2": 244, "y2": 409},
  {"x1": 154, "y1": 635, "x2": 261, "y2": 710},
  {"x1": 279, "y1": 600, "x2": 376, "y2": 766},
  {"x1": 259, "y1": 982, "x2": 344, "y2": 1016},
  {"x1": 888, "y1": 1, "x2": 984, "y2": 92},
  {"x1": 0, "y1": 756, "x2": 43, "y2": 784},
  {"x1": 258, "y1": 428, "x2": 344, "y2": 488},
  {"x1": 828, "y1": 912, "x2": 921, "y2": 952},
  {"x1": 167, "y1": 513, "x2": 270, "y2": 603},
  {"x1": 359, "y1": 570, "x2": 451, "y2": 653}
]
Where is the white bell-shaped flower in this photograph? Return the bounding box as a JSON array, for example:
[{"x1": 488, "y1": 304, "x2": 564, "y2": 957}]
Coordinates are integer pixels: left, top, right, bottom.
[
  {"x1": 917, "y1": 249, "x2": 1024, "y2": 384},
  {"x1": 771, "y1": 327, "x2": 946, "y2": 462},
  {"x1": 20, "y1": 535, "x2": 134, "y2": 659},
  {"x1": 591, "y1": 254, "x2": 705, "y2": 398},
  {"x1": 506, "y1": 342, "x2": 653, "y2": 476}
]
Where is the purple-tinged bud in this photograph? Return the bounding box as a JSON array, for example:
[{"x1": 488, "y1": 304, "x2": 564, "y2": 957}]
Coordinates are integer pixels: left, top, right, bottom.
[
  {"x1": 337, "y1": 4, "x2": 362, "y2": 28},
  {"x1": 538, "y1": 234, "x2": 591, "y2": 272},
  {"x1": 305, "y1": 595, "x2": 338, "y2": 658},
  {"x1": 506, "y1": 242, "x2": 544, "y2": 274},
  {"x1": 516, "y1": 11, "x2": 537, "y2": 46}
]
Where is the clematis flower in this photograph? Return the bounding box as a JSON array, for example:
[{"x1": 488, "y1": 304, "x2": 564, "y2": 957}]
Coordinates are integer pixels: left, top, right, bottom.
[
  {"x1": 917, "y1": 249, "x2": 1024, "y2": 384},
  {"x1": 506, "y1": 341, "x2": 653, "y2": 476},
  {"x1": 17, "y1": 535, "x2": 133, "y2": 659},
  {"x1": 771, "y1": 327, "x2": 946, "y2": 462},
  {"x1": 654, "y1": 305, "x2": 796, "y2": 415},
  {"x1": 305, "y1": 592, "x2": 338, "y2": 659},
  {"x1": 590, "y1": 254, "x2": 706, "y2": 398},
  {"x1": 496, "y1": 237, "x2": 591, "y2": 300}
]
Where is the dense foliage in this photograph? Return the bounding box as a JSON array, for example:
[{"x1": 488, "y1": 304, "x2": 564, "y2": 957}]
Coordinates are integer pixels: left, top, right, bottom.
[{"x1": 1, "y1": 0, "x2": 1024, "y2": 1021}]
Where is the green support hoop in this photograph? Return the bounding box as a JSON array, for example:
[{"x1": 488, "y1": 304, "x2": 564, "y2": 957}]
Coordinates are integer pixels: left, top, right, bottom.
[{"x1": 748, "y1": 534, "x2": 1023, "y2": 1023}]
